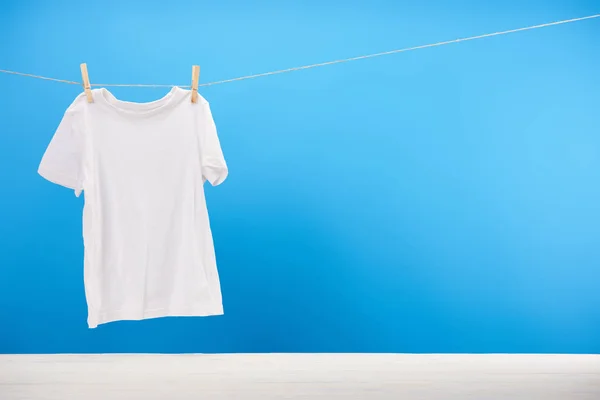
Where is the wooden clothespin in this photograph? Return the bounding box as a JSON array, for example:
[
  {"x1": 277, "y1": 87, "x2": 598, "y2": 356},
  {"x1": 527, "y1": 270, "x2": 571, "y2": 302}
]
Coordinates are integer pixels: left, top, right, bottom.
[
  {"x1": 191, "y1": 65, "x2": 200, "y2": 103},
  {"x1": 80, "y1": 63, "x2": 93, "y2": 103}
]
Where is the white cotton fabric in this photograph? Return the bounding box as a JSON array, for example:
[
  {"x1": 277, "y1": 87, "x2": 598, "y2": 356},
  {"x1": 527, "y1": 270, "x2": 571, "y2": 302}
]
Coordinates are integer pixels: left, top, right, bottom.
[{"x1": 38, "y1": 87, "x2": 228, "y2": 328}]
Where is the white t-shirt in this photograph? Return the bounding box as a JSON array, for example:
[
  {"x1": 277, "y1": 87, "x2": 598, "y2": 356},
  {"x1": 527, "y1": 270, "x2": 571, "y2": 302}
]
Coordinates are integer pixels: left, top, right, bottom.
[{"x1": 38, "y1": 87, "x2": 228, "y2": 328}]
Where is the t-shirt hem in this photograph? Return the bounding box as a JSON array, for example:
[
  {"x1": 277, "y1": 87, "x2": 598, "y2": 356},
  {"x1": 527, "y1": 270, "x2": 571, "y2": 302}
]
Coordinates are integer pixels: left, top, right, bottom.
[{"x1": 88, "y1": 304, "x2": 224, "y2": 328}]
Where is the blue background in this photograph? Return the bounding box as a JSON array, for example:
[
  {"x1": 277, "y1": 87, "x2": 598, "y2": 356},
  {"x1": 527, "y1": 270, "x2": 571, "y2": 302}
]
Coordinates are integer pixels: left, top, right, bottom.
[{"x1": 1, "y1": 0, "x2": 599, "y2": 354}]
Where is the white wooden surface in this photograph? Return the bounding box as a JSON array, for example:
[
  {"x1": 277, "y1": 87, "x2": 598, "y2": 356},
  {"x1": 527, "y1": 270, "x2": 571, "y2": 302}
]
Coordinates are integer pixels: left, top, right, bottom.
[{"x1": 1, "y1": 354, "x2": 599, "y2": 399}]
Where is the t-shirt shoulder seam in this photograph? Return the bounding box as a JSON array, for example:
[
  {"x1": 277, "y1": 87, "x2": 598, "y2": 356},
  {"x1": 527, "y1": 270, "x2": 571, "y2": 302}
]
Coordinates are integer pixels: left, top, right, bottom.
[{"x1": 66, "y1": 93, "x2": 89, "y2": 114}]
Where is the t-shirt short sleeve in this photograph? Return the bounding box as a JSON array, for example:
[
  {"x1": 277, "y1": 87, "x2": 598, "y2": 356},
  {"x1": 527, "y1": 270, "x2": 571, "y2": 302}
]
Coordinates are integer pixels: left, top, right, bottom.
[
  {"x1": 38, "y1": 99, "x2": 85, "y2": 196},
  {"x1": 199, "y1": 100, "x2": 228, "y2": 186}
]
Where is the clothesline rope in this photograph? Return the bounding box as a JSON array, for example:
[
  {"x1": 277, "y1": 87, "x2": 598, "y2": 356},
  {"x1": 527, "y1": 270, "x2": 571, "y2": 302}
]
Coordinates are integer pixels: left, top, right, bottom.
[{"x1": 1, "y1": 13, "x2": 598, "y2": 88}]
